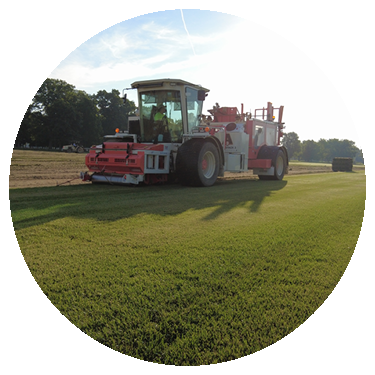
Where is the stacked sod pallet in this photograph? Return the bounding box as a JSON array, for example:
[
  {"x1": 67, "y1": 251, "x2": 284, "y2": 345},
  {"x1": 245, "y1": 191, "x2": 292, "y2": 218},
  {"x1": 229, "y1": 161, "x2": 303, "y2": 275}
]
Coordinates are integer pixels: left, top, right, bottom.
[{"x1": 332, "y1": 157, "x2": 353, "y2": 172}]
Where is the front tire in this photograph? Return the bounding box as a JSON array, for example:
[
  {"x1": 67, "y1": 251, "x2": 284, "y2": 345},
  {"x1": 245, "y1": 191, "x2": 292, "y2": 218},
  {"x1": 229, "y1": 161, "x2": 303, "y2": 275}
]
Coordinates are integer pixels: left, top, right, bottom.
[{"x1": 177, "y1": 139, "x2": 220, "y2": 187}]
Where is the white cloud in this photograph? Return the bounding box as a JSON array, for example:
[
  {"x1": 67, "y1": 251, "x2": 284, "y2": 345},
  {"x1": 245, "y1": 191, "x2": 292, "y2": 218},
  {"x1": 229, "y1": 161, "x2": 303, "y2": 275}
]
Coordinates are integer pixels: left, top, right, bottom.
[
  {"x1": 96, "y1": 36, "x2": 132, "y2": 59},
  {"x1": 50, "y1": 52, "x2": 206, "y2": 93},
  {"x1": 49, "y1": 16, "x2": 236, "y2": 92}
]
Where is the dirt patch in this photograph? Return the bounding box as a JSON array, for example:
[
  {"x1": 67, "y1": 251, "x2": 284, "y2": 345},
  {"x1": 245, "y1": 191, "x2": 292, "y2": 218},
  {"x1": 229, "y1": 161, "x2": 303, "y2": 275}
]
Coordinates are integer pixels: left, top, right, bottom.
[
  {"x1": 9, "y1": 149, "x2": 363, "y2": 188},
  {"x1": 9, "y1": 150, "x2": 86, "y2": 188}
]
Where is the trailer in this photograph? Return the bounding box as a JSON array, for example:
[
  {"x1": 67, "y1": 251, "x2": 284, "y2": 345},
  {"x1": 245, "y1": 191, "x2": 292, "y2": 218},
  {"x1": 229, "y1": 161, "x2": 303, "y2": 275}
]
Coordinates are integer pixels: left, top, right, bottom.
[{"x1": 80, "y1": 78, "x2": 288, "y2": 187}]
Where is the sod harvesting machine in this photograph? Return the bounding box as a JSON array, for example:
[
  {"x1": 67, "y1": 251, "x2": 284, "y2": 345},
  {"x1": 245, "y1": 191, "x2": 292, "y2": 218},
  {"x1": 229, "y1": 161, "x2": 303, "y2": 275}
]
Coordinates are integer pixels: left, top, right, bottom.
[{"x1": 80, "y1": 78, "x2": 288, "y2": 187}]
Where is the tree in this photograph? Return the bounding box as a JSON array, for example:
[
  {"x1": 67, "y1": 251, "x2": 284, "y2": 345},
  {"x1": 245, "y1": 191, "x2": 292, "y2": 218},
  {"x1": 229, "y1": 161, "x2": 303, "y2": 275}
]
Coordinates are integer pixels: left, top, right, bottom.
[
  {"x1": 15, "y1": 79, "x2": 138, "y2": 149},
  {"x1": 74, "y1": 91, "x2": 102, "y2": 146},
  {"x1": 24, "y1": 78, "x2": 81, "y2": 148},
  {"x1": 282, "y1": 132, "x2": 301, "y2": 159},
  {"x1": 337, "y1": 139, "x2": 359, "y2": 159},
  {"x1": 318, "y1": 138, "x2": 359, "y2": 161},
  {"x1": 317, "y1": 139, "x2": 330, "y2": 162},
  {"x1": 16, "y1": 78, "x2": 106, "y2": 148},
  {"x1": 123, "y1": 95, "x2": 137, "y2": 130},
  {"x1": 94, "y1": 89, "x2": 136, "y2": 135},
  {"x1": 354, "y1": 149, "x2": 364, "y2": 164},
  {"x1": 15, "y1": 104, "x2": 40, "y2": 147},
  {"x1": 300, "y1": 140, "x2": 319, "y2": 162}
]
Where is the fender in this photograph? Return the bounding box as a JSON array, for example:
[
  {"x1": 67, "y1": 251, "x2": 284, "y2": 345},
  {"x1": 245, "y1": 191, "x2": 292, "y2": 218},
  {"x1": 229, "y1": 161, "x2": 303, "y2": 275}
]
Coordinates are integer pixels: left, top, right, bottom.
[
  {"x1": 205, "y1": 136, "x2": 225, "y2": 176},
  {"x1": 205, "y1": 136, "x2": 225, "y2": 167},
  {"x1": 257, "y1": 145, "x2": 279, "y2": 163},
  {"x1": 180, "y1": 136, "x2": 225, "y2": 167}
]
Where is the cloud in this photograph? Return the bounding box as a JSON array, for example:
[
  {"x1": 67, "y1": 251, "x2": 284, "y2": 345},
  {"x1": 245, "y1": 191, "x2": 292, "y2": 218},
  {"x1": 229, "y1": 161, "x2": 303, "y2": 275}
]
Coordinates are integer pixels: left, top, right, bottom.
[
  {"x1": 50, "y1": 51, "x2": 206, "y2": 93},
  {"x1": 49, "y1": 16, "x2": 235, "y2": 92},
  {"x1": 96, "y1": 36, "x2": 132, "y2": 60}
]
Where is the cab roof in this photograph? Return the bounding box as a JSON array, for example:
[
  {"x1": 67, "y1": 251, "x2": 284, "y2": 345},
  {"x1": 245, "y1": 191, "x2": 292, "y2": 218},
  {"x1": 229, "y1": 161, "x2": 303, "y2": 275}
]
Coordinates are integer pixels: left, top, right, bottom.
[{"x1": 131, "y1": 78, "x2": 209, "y2": 92}]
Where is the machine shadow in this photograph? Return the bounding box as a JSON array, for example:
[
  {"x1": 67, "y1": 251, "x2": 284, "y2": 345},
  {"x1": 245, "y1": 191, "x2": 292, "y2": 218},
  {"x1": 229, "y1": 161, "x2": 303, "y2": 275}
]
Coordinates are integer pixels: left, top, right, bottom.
[
  {"x1": 200, "y1": 179, "x2": 287, "y2": 221},
  {"x1": 10, "y1": 178, "x2": 288, "y2": 230}
]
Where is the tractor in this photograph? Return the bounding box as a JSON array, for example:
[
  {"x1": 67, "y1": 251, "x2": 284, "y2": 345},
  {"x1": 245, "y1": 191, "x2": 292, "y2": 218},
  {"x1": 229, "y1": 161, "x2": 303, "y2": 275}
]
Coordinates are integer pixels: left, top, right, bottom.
[
  {"x1": 80, "y1": 78, "x2": 288, "y2": 187},
  {"x1": 62, "y1": 143, "x2": 84, "y2": 153}
]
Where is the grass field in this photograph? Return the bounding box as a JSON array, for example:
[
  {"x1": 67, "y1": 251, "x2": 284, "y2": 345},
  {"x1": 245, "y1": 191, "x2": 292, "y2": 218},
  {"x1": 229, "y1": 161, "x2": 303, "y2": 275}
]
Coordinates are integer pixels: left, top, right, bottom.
[{"x1": 9, "y1": 168, "x2": 366, "y2": 365}]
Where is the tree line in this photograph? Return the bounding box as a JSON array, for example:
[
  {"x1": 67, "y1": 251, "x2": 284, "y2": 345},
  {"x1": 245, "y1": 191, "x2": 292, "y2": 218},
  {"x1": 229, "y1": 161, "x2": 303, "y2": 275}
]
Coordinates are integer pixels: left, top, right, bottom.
[
  {"x1": 282, "y1": 132, "x2": 364, "y2": 164},
  {"x1": 15, "y1": 78, "x2": 137, "y2": 149},
  {"x1": 15, "y1": 78, "x2": 364, "y2": 164}
]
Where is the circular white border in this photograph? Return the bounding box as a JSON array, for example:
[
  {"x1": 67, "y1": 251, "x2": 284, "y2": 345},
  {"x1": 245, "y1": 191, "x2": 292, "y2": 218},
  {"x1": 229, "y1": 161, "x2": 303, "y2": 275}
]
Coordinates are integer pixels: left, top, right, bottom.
[{"x1": 2, "y1": 2, "x2": 373, "y2": 374}]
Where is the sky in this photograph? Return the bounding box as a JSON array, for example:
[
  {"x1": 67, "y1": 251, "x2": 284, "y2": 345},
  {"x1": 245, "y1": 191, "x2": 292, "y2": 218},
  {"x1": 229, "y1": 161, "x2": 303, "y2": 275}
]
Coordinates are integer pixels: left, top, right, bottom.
[
  {"x1": 49, "y1": 9, "x2": 363, "y2": 149},
  {"x1": 2, "y1": 2, "x2": 374, "y2": 375}
]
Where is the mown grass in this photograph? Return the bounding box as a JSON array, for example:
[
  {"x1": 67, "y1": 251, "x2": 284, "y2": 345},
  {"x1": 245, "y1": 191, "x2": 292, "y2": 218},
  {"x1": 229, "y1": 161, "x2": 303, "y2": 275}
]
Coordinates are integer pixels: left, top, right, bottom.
[{"x1": 10, "y1": 171, "x2": 366, "y2": 365}]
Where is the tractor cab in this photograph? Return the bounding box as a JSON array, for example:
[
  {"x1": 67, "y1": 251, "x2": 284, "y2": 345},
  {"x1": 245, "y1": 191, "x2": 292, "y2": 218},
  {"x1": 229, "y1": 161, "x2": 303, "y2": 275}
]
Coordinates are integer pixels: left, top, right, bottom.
[{"x1": 131, "y1": 79, "x2": 209, "y2": 143}]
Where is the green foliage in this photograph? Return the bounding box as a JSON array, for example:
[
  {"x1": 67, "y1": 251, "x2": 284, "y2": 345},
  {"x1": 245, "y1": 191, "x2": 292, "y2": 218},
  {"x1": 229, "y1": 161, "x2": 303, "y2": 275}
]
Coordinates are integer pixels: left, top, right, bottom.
[
  {"x1": 10, "y1": 171, "x2": 365, "y2": 365},
  {"x1": 283, "y1": 132, "x2": 362, "y2": 163},
  {"x1": 282, "y1": 131, "x2": 301, "y2": 159},
  {"x1": 300, "y1": 139, "x2": 320, "y2": 162},
  {"x1": 94, "y1": 89, "x2": 136, "y2": 135},
  {"x1": 314, "y1": 138, "x2": 359, "y2": 162},
  {"x1": 75, "y1": 91, "x2": 102, "y2": 147},
  {"x1": 15, "y1": 79, "x2": 137, "y2": 149}
]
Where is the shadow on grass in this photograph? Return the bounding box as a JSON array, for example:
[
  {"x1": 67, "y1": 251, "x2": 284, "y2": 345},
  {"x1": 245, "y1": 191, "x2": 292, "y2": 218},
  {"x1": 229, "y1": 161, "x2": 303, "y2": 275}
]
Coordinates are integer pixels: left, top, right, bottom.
[{"x1": 10, "y1": 178, "x2": 288, "y2": 230}]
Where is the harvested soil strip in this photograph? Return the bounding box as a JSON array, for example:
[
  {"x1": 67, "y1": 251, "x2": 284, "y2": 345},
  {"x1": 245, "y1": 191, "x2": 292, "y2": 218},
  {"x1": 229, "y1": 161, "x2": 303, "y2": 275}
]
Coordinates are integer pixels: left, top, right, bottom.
[{"x1": 9, "y1": 149, "x2": 363, "y2": 188}]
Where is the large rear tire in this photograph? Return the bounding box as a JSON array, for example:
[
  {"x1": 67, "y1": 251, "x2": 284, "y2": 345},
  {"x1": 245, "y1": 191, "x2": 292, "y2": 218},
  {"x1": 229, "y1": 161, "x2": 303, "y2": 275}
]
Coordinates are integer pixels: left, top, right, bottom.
[
  {"x1": 274, "y1": 149, "x2": 286, "y2": 180},
  {"x1": 258, "y1": 149, "x2": 286, "y2": 180},
  {"x1": 177, "y1": 139, "x2": 220, "y2": 187}
]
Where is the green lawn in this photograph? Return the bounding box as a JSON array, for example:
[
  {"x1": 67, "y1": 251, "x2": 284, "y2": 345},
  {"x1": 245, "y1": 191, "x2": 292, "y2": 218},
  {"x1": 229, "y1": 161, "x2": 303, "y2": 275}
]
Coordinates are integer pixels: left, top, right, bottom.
[{"x1": 10, "y1": 171, "x2": 366, "y2": 365}]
